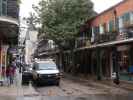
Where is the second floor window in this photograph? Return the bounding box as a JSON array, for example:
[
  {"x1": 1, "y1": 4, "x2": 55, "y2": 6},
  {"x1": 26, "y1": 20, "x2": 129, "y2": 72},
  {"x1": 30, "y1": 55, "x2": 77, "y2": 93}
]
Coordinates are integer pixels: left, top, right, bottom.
[
  {"x1": 123, "y1": 12, "x2": 130, "y2": 23},
  {"x1": 109, "y1": 20, "x2": 115, "y2": 32},
  {"x1": 0, "y1": 0, "x2": 7, "y2": 16},
  {"x1": 93, "y1": 26, "x2": 99, "y2": 35}
]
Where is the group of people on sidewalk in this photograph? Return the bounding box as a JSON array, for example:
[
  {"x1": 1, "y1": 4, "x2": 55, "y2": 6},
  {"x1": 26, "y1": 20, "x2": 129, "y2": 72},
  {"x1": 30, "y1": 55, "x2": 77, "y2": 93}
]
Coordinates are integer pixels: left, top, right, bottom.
[{"x1": 0, "y1": 59, "x2": 19, "y2": 86}]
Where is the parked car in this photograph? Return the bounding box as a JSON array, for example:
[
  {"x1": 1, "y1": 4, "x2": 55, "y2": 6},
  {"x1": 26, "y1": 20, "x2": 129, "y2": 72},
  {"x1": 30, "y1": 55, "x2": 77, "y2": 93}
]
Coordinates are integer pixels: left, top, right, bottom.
[
  {"x1": 32, "y1": 60, "x2": 60, "y2": 86},
  {"x1": 22, "y1": 65, "x2": 33, "y2": 84}
]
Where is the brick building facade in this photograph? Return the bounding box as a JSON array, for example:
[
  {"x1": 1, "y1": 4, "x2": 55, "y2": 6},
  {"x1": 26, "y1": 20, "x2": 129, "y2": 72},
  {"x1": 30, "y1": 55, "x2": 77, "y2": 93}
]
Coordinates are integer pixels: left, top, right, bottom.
[{"x1": 63, "y1": 0, "x2": 133, "y2": 81}]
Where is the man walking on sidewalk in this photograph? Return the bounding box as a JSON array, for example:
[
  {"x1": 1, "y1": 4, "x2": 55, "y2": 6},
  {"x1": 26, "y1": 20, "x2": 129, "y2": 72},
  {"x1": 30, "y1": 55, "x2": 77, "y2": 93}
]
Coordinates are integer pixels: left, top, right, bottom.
[{"x1": 6, "y1": 66, "x2": 11, "y2": 86}]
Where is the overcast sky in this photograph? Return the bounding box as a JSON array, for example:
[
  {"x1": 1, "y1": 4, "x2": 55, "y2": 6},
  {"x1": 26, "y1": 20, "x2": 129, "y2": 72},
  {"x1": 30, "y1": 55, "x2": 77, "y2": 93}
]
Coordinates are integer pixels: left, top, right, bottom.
[
  {"x1": 20, "y1": 0, "x2": 123, "y2": 18},
  {"x1": 19, "y1": 0, "x2": 123, "y2": 38}
]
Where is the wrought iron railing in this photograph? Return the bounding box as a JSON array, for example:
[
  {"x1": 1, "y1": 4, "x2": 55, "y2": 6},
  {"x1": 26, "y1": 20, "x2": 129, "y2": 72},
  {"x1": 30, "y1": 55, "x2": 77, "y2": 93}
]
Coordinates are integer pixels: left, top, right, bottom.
[
  {"x1": 75, "y1": 37, "x2": 91, "y2": 48},
  {"x1": 94, "y1": 32, "x2": 117, "y2": 44}
]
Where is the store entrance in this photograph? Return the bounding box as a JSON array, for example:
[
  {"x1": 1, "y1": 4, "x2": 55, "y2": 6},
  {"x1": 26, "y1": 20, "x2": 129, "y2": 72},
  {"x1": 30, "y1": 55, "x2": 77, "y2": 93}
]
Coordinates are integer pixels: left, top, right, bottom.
[{"x1": 118, "y1": 50, "x2": 130, "y2": 81}]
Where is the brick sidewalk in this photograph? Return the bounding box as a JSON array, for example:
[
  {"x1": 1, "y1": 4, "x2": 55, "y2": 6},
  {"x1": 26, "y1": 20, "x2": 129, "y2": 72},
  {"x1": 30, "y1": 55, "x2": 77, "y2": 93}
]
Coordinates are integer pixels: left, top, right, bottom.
[
  {"x1": 0, "y1": 85, "x2": 17, "y2": 96},
  {"x1": 0, "y1": 69, "x2": 38, "y2": 97},
  {"x1": 0, "y1": 84, "x2": 38, "y2": 96}
]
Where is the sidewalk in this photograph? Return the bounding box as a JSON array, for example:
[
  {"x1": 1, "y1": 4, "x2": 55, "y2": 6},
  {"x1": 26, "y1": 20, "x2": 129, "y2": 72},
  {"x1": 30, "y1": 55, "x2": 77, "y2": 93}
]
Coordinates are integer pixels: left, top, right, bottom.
[
  {"x1": 64, "y1": 73, "x2": 133, "y2": 92},
  {"x1": 0, "y1": 68, "x2": 38, "y2": 97}
]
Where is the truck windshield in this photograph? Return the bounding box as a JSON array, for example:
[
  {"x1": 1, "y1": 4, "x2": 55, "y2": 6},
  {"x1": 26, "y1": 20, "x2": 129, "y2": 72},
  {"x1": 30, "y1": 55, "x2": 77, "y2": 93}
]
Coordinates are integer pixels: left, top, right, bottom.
[{"x1": 37, "y1": 63, "x2": 57, "y2": 70}]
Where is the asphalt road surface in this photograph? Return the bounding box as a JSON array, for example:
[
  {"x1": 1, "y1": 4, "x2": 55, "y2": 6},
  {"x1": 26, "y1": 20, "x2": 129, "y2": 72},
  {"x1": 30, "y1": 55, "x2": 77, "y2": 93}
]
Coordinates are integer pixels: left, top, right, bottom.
[
  {"x1": 24, "y1": 77, "x2": 133, "y2": 100},
  {"x1": 0, "y1": 76, "x2": 133, "y2": 100},
  {"x1": 34, "y1": 78, "x2": 131, "y2": 96}
]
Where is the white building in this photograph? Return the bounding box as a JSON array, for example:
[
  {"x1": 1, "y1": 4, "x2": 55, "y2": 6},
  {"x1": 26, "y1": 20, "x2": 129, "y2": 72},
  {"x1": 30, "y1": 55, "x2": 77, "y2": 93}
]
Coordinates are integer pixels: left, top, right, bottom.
[{"x1": 25, "y1": 30, "x2": 38, "y2": 64}]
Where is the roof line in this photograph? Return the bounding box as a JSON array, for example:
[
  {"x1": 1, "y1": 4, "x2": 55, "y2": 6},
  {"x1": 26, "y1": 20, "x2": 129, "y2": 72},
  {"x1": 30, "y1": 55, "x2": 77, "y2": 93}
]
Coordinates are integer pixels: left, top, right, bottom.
[{"x1": 92, "y1": 0, "x2": 125, "y2": 19}]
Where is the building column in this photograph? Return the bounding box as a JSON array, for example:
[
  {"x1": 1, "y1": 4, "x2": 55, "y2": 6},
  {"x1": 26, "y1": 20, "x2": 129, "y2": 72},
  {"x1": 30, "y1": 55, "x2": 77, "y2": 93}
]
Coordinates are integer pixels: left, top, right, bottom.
[
  {"x1": 112, "y1": 47, "x2": 120, "y2": 84},
  {"x1": 91, "y1": 51, "x2": 95, "y2": 75},
  {"x1": 96, "y1": 48, "x2": 102, "y2": 80}
]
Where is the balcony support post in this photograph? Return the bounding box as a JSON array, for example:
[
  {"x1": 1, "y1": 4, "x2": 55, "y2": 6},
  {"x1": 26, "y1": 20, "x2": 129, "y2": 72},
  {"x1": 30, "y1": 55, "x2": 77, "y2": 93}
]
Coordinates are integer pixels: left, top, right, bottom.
[{"x1": 96, "y1": 48, "x2": 102, "y2": 80}]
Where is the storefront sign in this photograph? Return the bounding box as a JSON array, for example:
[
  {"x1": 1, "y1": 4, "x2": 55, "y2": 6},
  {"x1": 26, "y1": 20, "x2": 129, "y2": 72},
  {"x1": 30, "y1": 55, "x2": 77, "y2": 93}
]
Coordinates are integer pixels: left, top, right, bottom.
[{"x1": 9, "y1": 48, "x2": 17, "y2": 54}]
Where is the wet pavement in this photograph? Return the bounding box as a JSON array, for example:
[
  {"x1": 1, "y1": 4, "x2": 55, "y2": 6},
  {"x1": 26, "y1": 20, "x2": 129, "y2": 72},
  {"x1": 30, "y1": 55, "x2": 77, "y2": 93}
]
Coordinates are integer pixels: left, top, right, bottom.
[
  {"x1": 0, "y1": 70, "x2": 133, "y2": 100},
  {"x1": 0, "y1": 95, "x2": 133, "y2": 100}
]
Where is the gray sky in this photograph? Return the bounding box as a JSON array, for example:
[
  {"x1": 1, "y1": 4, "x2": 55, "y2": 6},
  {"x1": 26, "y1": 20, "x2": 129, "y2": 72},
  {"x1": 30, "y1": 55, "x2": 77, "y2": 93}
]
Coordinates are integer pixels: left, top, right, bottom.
[
  {"x1": 19, "y1": 0, "x2": 123, "y2": 38},
  {"x1": 20, "y1": 0, "x2": 123, "y2": 18}
]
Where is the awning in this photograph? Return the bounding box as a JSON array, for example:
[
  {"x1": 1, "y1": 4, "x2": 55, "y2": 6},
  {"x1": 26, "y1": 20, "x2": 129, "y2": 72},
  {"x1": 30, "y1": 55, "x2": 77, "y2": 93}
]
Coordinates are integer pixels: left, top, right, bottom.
[{"x1": 0, "y1": 16, "x2": 19, "y2": 44}]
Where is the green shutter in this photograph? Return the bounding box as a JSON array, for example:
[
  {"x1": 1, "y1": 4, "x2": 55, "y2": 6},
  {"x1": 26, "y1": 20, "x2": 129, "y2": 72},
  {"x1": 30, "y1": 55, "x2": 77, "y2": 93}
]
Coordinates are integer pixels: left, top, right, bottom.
[
  {"x1": 109, "y1": 20, "x2": 113, "y2": 32},
  {"x1": 2, "y1": 0, "x2": 7, "y2": 15}
]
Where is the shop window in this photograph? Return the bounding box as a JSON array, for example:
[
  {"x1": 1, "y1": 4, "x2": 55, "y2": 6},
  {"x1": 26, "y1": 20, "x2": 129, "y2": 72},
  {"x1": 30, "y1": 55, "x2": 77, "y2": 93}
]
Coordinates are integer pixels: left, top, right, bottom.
[{"x1": 118, "y1": 51, "x2": 129, "y2": 73}]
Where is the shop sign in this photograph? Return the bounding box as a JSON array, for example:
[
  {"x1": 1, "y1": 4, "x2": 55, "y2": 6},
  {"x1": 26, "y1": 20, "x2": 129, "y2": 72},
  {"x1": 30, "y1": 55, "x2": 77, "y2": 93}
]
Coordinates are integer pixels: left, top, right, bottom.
[
  {"x1": 117, "y1": 45, "x2": 130, "y2": 51},
  {"x1": 9, "y1": 48, "x2": 17, "y2": 54}
]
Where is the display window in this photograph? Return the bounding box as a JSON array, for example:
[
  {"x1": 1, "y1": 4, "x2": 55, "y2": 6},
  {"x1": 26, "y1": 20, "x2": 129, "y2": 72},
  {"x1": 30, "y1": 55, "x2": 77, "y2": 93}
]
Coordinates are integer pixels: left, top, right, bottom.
[{"x1": 118, "y1": 51, "x2": 129, "y2": 73}]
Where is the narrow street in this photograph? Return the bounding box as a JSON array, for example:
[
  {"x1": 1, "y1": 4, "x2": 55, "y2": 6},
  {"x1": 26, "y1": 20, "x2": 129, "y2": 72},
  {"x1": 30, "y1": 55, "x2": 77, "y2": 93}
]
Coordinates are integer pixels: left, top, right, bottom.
[
  {"x1": 0, "y1": 0, "x2": 133, "y2": 100},
  {"x1": 35, "y1": 78, "x2": 107, "y2": 96},
  {"x1": 0, "y1": 74, "x2": 133, "y2": 100},
  {"x1": 34, "y1": 77, "x2": 132, "y2": 96},
  {"x1": 24, "y1": 77, "x2": 133, "y2": 100}
]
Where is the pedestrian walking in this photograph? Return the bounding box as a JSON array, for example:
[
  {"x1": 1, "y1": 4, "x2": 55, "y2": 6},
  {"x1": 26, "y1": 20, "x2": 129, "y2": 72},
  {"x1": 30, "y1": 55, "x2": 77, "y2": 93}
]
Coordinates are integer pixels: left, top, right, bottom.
[
  {"x1": 6, "y1": 66, "x2": 11, "y2": 86},
  {"x1": 6, "y1": 65, "x2": 15, "y2": 86},
  {"x1": 10, "y1": 66, "x2": 15, "y2": 85}
]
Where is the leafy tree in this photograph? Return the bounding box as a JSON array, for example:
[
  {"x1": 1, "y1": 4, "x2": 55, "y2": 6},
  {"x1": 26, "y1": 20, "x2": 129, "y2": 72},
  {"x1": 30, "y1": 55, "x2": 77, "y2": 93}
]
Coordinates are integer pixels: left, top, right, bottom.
[
  {"x1": 34, "y1": 0, "x2": 95, "y2": 49},
  {"x1": 17, "y1": 0, "x2": 22, "y2": 5},
  {"x1": 33, "y1": 0, "x2": 96, "y2": 70}
]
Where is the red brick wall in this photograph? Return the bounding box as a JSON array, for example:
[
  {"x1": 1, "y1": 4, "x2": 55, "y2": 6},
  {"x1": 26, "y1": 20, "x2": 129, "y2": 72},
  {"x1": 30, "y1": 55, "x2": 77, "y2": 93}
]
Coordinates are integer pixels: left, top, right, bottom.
[{"x1": 90, "y1": 0, "x2": 133, "y2": 27}]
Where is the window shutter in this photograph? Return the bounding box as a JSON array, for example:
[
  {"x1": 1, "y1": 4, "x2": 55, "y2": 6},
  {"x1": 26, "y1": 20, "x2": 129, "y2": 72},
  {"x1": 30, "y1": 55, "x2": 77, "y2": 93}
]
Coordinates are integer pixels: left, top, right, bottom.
[
  {"x1": 109, "y1": 20, "x2": 113, "y2": 32},
  {"x1": 107, "y1": 22, "x2": 110, "y2": 32},
  {"x1": 0, "y1": 0, "x2": 7, "y2": 16}
]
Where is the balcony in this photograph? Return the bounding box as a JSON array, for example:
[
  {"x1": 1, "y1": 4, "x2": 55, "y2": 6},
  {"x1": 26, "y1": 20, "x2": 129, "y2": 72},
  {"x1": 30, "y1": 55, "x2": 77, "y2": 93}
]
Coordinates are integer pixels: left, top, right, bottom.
[
  {"x1": 75, "y1": 37, "x2": 91, "y2": 48},
  {"x1": 94, "y1": 32, "x2": 117, "y2": 44}
]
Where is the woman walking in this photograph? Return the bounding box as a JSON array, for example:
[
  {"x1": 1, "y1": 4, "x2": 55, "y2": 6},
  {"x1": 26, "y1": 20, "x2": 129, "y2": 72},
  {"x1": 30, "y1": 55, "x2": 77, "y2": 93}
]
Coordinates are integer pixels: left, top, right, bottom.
[{"x1": 6, "y1": 66, "x2": 11, "y2": 86}]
